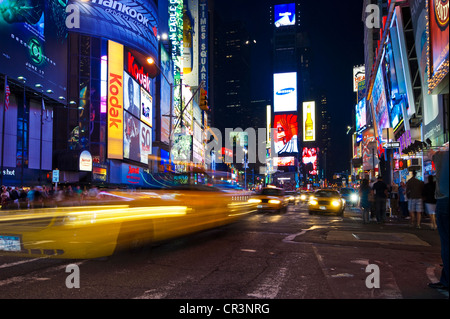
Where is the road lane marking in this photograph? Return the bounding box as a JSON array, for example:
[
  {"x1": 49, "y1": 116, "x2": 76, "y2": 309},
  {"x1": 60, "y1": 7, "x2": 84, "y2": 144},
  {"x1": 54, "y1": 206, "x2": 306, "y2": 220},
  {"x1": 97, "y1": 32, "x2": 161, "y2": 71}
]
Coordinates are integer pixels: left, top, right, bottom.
[
  {"x1": 247, "y1": 266, "x2": 288, "y2": 299},
  {"x1": 0, "y1": 258, "x2": 43, "y2": 269}
]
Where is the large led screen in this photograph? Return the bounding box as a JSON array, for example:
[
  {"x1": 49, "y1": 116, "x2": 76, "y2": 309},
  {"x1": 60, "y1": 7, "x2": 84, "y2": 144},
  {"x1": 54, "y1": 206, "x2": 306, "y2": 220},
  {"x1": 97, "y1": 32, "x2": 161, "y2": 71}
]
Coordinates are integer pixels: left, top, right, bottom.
[
  {"x1": 302, "y1": 101, "x2": 316, "y2": 142},
  {"x1": 69, "y1": 0, "x2": 159, "y2": 58},
  {"x1": 370, "y1": 62, "x2": 390, "y2": 140},
  {"x1": 0, "y1": 0, "x2": 68, "y2": 99},
  {"x1": 274, "y1": 114, "x2": 298, "y2": 154},
  {"x1": 124, "y1": 111, "x2": 141, "y2": 162},
  {"x1": 274, "y1": 156, "x2": 295, "y2": 166},
  {"x1": 124, "y1": 72, "x2": 141, "y2": 118},
  {"x1": 356, "y1": 98, "x2": 367, "y2": 131},
  {"x1": 383, "y1": 41, "x2": 404, "y2": 131},
  {"x1": 428, "y1": 0, "x2": 449, "y2": 91},
  {"x1": 140, "y1": 87, "x2": 152, "y2": 127},
  {"x1": 302, "y1": 147, "x2": 318, "y2": 175},
  {"x1": 274, "y1": 72, "x2": 297, "y2": 113},
  {"x1": 274, "y1": 3, "x2": 295, "y2": 27}
]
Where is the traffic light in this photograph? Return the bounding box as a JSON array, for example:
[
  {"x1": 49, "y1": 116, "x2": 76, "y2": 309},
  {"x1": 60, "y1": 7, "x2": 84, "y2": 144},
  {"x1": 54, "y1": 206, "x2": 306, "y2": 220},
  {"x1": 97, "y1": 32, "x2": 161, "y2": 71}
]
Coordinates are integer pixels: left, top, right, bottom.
[{"x1": 199, "y1": 88, "x2": 209, "y2": 111}]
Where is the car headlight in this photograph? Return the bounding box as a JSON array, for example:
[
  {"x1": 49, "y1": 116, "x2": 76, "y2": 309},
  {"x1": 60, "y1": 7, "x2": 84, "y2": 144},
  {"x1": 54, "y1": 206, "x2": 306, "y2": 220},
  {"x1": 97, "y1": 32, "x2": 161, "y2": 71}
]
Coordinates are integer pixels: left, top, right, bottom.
[
  {"x1": 351, "y1": 194, "x2": 358, "y2": 202},
  {"x1": 300, "y1": 194, "x2": 306, "y2": 200},
  {"x1": 268, "y1": 199, "x2": 281, "y2": 204},
  {"x1": 309, "y1": 199, "x2": 318, "y2": 206},
  {"x1": 331, "y1": 200, "x2": 341, "y2": 207},
  {"x1": 289, "y1": 196, "x2": 294, "y2": 200},
  {"x1": 248, "y1": 198, "x2": 261, "y2": 204}
]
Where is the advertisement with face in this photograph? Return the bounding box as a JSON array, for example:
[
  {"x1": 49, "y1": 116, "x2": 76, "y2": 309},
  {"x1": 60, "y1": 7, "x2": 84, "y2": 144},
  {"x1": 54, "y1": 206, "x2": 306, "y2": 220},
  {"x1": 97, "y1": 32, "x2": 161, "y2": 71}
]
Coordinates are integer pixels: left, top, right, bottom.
[
  {"x1": 124, "y1": 72, "x2": 141, "y2": 118},
  {"x1": 274, "y1": 72, "x2": 297, "y2": 113},
  {"x1": 123, "y1": 111, "x2": 141, "y2": 162},
  {"x1": 140, "y1": 87, "x2": 152, "y2": 127},
  {"x1": 274, "y1": 3, "x2": 295, "y2": 27},
  {"x1": 274, "y1": 114, "x2": 298, "y2": 154},
  {"x1": 302, "y1": 147, "x2": 318, "y2": 175},
  {"x1": 140, "y1": 122, "x2": 152, "y2": 164},
  {"x1": 362, "y1": 128, "x2": 378, "y2": 170},
  {"x1": 0, "y1": 0, "x2": 67, "y2": 99}
]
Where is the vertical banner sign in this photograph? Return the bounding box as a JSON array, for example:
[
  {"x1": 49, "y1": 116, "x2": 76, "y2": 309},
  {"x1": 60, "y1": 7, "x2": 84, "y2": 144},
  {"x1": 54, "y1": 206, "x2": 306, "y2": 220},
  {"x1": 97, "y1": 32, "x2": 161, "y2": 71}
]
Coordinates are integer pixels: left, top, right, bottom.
[
  {"x1": 107, "y1": 41, "x2": 124, "y2": 159},
  {"x1": 427, "y1": 0, "x2": 449, "y2": 92},
  {"x1": 169, "y1": 0, "x2": 183, "y2": 131},
  {"x1": 199, "y1": 0, "x2": 208, "y2": 93}
]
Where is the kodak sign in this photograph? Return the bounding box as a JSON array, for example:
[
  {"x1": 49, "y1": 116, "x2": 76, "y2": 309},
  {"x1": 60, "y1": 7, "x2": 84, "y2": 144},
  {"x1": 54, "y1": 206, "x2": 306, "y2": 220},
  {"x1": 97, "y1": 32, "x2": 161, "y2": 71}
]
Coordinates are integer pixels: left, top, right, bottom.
[{"x1": 107, "y1": 40, "x2": 124, "y2": 159}]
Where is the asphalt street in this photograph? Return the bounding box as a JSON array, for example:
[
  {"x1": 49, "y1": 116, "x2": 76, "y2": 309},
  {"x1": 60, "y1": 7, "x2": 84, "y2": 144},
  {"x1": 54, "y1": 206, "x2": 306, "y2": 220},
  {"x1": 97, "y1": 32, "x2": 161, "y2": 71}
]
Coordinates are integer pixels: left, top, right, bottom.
[{"x1": 0, "y1": 203, "x2": 447, "y2": 308}]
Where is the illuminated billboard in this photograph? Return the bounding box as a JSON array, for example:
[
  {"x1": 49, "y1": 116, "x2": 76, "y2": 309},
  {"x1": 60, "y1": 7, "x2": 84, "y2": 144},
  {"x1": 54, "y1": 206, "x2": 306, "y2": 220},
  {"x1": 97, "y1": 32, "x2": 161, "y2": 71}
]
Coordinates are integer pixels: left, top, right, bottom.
[
  {"x1": 107, "y1": 40, "x2": 124, "y2": 160},
  {"x1": 302, "y1": 147, "x2": 319, "y2": 175},
  {"x1": 124, "y1": 72, "x2": 141, "y2": 118},
  {"x1": 69, "y1": 0, "x2": 159, "y2": 58},
  {"x1": 356, "y1": 98, "x2": 367, "y2": 131},
  {"x1": 274, "y1": 72, "x2": 297, "y2": 113},
  {"x1": 140, "y1": 122, "x2": 152, "y2": 164},
  {"x1": 302, "y1": 101, "x2": 316, "y2": 142},
  {"x1": 369, "y1": 63, "x2": 390, "y2": 141},
  {"x1": 124, "y1": 111, "x2": 141, "y2": 162},
  {"x1": 0, "y1": 0, "x2": 67, "y2": 99},
  {"x1": 274, "y1": 3, "x2": 295, "y2": 27},
  {"x1": 274, "y1": 157, "x2": 295, "y2": 166},
  {"x1": 428, "y1": 0, "x2": 449, "y2": 92},
  {"x1": 274, "y1": 114, "x2": 298, "y2": 154},
  {"x1": 140, "y1": 87, "x2": 152, "y2": 127}
]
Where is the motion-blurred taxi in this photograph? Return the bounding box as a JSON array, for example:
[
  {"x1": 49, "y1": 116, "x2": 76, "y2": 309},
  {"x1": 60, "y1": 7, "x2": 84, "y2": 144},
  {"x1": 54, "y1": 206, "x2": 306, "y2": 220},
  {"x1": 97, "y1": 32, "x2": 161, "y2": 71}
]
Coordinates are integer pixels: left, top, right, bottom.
[
  {"x1": 0, "y1": 187, "x2": 255, "y2": 259},
  {"x1": 248, "y1": 187, "x2": 289, "y2": 213},
  {"x1": 308, "y1": 189, "x2": 346, "y2": 216}
]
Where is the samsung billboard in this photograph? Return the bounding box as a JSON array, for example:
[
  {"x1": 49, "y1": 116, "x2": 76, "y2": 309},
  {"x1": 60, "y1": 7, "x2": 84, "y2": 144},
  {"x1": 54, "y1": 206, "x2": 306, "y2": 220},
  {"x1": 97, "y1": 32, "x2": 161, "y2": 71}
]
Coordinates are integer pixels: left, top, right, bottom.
[{"x1": 273, "y1": 72, "x2": 297, "y2": 113}]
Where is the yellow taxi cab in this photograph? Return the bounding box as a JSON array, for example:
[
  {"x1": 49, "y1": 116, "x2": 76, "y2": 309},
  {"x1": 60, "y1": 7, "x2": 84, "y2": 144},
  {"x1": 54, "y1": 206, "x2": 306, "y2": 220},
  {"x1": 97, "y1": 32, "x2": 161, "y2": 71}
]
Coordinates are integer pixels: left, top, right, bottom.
[
  {"x1": 0, "y1": 186, "x2": 255, "y2": 259},
  {"x1": 308, "y1": 189, "x2": 346, "y2": 216},
  {"x1": 248, "y1": 187, "x2": 289, "y2": 213}
]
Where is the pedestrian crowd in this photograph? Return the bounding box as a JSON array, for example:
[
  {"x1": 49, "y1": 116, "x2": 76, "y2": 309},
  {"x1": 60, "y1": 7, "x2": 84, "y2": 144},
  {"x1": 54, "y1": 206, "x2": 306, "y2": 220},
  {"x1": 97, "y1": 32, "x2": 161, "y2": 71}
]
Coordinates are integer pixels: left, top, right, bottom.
[
  {"x1": 1, "y1": 185, "x2": 100, "y2": 210},
  {"x1": 356, "y1": 148, "x2": 448, "y2": 292},
  {"x1": 357, "y1": 172, "x2": 439, "y2": 229}
]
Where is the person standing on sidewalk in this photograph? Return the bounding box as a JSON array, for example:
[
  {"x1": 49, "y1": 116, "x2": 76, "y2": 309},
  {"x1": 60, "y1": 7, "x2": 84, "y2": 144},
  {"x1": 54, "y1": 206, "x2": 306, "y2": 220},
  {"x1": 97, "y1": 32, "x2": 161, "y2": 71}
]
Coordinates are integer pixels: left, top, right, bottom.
[
  {"x1": 359, "y1": 178, "x2": 371, "y2": 224},
  {"x1": 427, "y1": 149, "x2": 449, "y2": 291},
  {"x1": 423, "y1": 175, "x2": 437, "y2": 230},
  {"x1": 372, "y1": 176, "x2": 388, "y2": 223},
  {"x1": 398, "y1": 181, "x2": 409, "y2": 218},
  {"x1": 406, "y1": 171, "x2": 424, "y2": 228}
]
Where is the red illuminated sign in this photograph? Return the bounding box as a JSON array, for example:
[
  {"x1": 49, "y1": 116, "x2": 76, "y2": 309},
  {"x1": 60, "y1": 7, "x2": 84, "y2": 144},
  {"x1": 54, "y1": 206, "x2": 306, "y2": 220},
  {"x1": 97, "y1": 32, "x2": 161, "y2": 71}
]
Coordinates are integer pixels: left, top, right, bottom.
[
  {"x1": 127, "y1": 51, "x2": 151, "y2": 92},
  {"x1": 126, "y1": 166, "x2": 140, "y2": 184}
]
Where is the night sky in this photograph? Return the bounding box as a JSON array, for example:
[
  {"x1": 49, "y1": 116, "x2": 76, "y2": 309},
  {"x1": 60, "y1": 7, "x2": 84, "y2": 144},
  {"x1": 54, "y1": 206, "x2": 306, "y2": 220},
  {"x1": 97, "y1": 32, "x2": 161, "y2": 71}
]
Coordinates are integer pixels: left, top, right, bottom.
[{"x1": 214, "y1": 0, "x2": 365, "y2": 175}]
